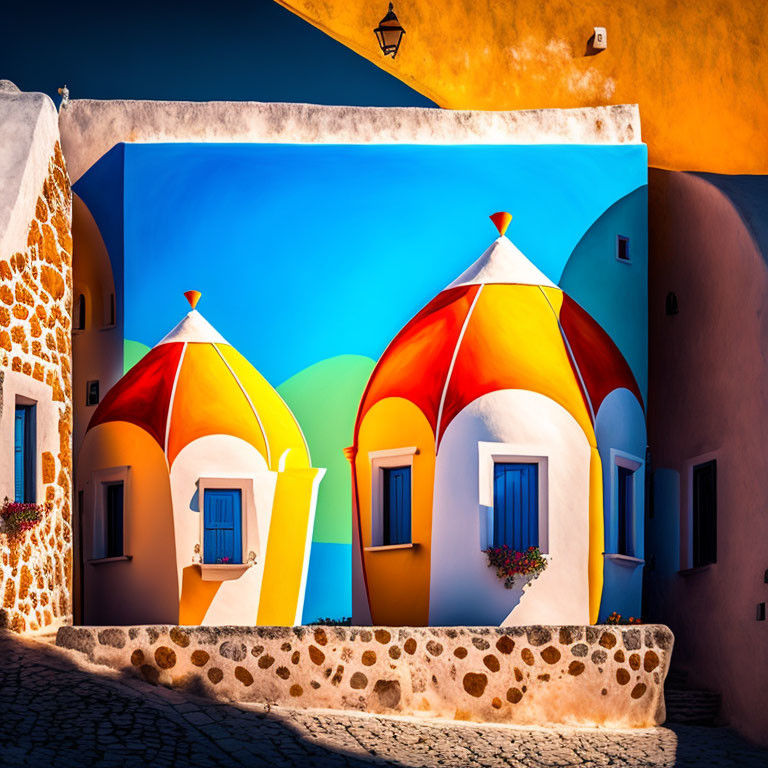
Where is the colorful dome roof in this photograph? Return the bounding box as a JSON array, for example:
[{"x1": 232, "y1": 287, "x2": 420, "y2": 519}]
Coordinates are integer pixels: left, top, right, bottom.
[
  {"x1": 354, "y1": 214, "x2": 642, "y2": 450},
  {"x1": 88, "y1": 294, "x2": 310, "y2": 470}
]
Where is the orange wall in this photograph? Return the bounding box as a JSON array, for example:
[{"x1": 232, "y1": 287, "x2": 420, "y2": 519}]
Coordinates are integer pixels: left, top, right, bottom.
[
  {"x1": 355, "y1": 398, "x2": 435, "y2": 626},
  {"x1": 274, "y1": 0, "x2": 768, "y2": 173}
]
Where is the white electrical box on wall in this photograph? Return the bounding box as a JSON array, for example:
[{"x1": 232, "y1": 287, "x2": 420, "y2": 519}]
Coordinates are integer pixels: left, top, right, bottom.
[{"x1": 593, "y1": 27, "x2": 607, "y2": 50}]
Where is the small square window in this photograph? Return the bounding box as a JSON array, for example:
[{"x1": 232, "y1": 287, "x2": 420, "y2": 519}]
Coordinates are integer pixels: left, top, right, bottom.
[
  {"x1": 616, "y1": 235, "x2": 631, "y2": 263},
  {"x1": 86, "y1": 380, "x2": 100, "y2": 406}
]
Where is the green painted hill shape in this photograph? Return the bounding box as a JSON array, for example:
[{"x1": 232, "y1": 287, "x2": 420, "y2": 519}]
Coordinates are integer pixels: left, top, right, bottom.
[
  {"x1": 124, "y1": 339, "x2": 151, "y2": 374},
  {"x1": 278, "y1": 354, "x2": 375, "y2": 545}
]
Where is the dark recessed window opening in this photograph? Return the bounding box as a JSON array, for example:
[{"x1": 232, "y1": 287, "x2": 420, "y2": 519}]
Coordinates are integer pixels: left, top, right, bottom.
[
  {"x1": 74, "y1": 293, "x2": 86, "y2": 331},
  {"x1": 666, "y1": 292, "x2": 679, "y2": 315},
  {"x1": 14, "y1": 402, "x2": 36, "y2": 503},
  {"x1": 758, "y1": 603, "x2": 766, "y2": 622},
  {"x1": 616, "y1": 235, "x2": 631, "y2": 263},
  {"x1": 104, "y1": 482, "x2": 124, "y2": 558},
  {"x1": 86, "y1": 380, "x2": 100, "y2": 406},
  {"x1": 692, "y1": 460, "x2": 717, "y2": 567},
  {"x1": 617, "y1": 465, "x2": 634, "y2": 556},
  {"x1": 109, "y1": 293, "x2": 116, "y2": 326},
  {"x1": 383, "y1": 466, "x2": 411, "y2": 546}
]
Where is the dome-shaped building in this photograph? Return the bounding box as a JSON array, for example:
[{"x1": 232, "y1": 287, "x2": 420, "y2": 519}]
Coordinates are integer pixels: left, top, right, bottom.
[
  {"x1": 348, "y1": 214, "x2": 645, "y2": 627},
  {"x1": 78, "y1": 292, "x2": 325, "y2": 626}
]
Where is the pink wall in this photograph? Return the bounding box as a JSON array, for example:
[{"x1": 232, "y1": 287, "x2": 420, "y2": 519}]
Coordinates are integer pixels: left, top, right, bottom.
[{"x1": 647, "y1": 169, "x2": 768, "y2": 745}]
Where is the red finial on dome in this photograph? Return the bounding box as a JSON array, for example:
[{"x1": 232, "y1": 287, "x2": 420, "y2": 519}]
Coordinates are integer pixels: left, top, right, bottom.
[
  {"x1": 184, "y1": 290, "x2": 202, "y2": 310},
  {"x1": 490, "y1": 212, "x2": 512, "y2": 237}
]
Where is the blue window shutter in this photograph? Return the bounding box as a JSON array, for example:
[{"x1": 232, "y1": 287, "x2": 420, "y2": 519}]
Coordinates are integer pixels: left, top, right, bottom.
[
  {"x1": 203, "y1": 489, "x2": 242, "y2": 564},
  {"x1": 493, "y1": 463, "x2": 538, "y2": 550},
  {"x1": 14, "y1": 408, "x2": 25, "y2": 503},
  {"x1": 383, "y1": 467, "x2": 411, "y2": 545}
]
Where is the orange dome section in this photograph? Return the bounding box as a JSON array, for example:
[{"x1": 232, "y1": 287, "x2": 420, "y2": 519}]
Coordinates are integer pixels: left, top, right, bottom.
[
  {"x1": 88, "y1": 302, "x2": 310, "y2": 471},
  {"x1": 166, "y1": 342, "x2": 271, "y2": 466},
  {"x1": 437, "y1": 284, "x2": 594, "y2": 445},
  {"x1": 356, "y1": 284, "x2": 479, "y2": 441},
  {"x1": 353, "y1": 224, "x2": 643, "y2": 453}
]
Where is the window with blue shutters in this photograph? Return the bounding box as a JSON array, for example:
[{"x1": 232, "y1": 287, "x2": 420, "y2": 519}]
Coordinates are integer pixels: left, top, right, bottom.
[
  {"x1": 203, "y1": 489, "x2": 243, "y2": 564},
  {"x1": 492, "y1": 462, "x2": 538, "y2": 550},
  {"x1": 14, "y1": 403, "x2": 36, "y2": 503},
  {"x1": 382, "y1": 466, "x2": 411, "y2": 545}
]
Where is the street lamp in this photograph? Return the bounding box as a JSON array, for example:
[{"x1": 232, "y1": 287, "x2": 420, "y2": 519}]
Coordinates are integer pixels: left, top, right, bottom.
[{"x1": 374, "y1": 3, "x2": 405, "y2": 58}]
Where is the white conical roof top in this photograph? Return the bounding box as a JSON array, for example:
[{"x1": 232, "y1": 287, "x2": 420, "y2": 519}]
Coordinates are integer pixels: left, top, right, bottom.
[
  {"x1": 156, "y1": 309, "x2": 229, "y2": 346},
  {"x1": 446, "y1": 235, "x2": 556, "y2": 290}
]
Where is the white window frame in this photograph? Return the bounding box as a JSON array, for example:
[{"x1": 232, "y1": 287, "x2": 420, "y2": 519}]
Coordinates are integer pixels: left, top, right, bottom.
[
  {"x1": 367, "y1": 447, "x2": 417, "y2": 549},
  {"x1": 605, "y1": 449, "x2": 644, "y2": 562},
  {"x1": 478, "y1": 442, "x2": 549, "y2": 553},
  {"x1": 197, "y1": 477, "x2": 256, "y2": 567},
  {"x1": 682, "y1": 450, "x2": 718, "y2": 571},
  {"x1": 91, "y1": 466, "x2": 130, "y2": 562}
]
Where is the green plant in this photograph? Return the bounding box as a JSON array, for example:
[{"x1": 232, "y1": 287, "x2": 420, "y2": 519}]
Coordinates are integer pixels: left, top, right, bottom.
[
  {"x1": 485, "y1": 545, "x2": 547, "y2": 589},
  {"x1": 311, "y1": 617, "x2": 352, "y2": 626},
  {"x1": 0, "y1": 498, "x2": 47, "y2": 538},
  {"x1": 605, "y1": 611, "x2": 642, "y2": 625}
]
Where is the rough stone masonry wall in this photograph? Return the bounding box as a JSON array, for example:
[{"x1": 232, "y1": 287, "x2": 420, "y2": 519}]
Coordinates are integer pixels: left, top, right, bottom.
[
  {"x1": 0, "y1": 87, "x2": 73, "y2": 633},
  {"x1": 58, "y1": 624, "x2": 673, "y2": 728}
]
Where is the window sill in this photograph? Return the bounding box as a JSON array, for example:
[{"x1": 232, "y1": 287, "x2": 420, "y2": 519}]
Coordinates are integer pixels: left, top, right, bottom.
[
  {"x1": 678, "y1": 562, "x2": 716, "y2": 576},
  {"x1": 100, "y1": 324, "x2": 118, "y2": 331},
  {"x1": 364, "y1": 543, "x2": 418, "y2": 552},
  {"x1": 88, "y1": 555, "x2": 132, "y2": 565},
  {"x1": 603, "y1": 553, "x2": 645, "y2": 567},
  {"x1": 199, "y1": 563, "x2": 250, "y2": 581}
]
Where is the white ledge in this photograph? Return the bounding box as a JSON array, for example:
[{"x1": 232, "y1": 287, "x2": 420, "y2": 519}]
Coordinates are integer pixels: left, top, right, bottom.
[
  {"x1": 603, "y1": 553, "x2": 645, "y2": 567},
  {"x1": 59, "y1": 100, "x2": 642, "y2": 184},
  {"x1": 678, "y1": 563, "x2": 716, "y2": 576},
  {"x1": 199, "y1": 563, "x2": 250, "y2": 581},
  {"x1": 364, "y1": 543, "x2": 418, "y2": 552},
  {"x1": 368, "y1": 446, "x2": 418, "y2": 461}
]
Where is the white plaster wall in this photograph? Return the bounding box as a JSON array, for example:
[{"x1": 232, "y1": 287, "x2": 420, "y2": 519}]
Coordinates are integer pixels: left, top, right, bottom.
[
  {"x1": 169, "y1": 435, "x2": 277, "y2": 626},
  {"x1": 429, "y1": 390, "x2": 591, "y2": 626},
  {"x1": 59, "y1": 101, "x2": 641, "y2": 184},
  {"x1": 0, "y1": 84, "x2": 60, "y2": 257}
]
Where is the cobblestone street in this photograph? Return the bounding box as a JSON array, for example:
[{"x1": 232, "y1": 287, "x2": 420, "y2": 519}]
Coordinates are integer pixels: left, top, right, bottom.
[{"x1": 0, "y1": 632, "x2": 766, "y2": 768}]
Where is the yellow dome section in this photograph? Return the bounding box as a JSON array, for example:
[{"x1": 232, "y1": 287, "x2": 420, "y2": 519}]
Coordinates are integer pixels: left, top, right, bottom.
[
  {"x1": 167, "y1": 343, "x2": 271, "y2": 466},
  {"x1": 217, "y1": 344, "x2": 310, "y2": 471},
  {"x1": 167, "y1": 342, "x2": 310, "y2": 470}
]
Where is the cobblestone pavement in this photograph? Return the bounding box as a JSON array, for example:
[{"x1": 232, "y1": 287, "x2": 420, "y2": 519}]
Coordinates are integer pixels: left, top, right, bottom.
[{"x1": 1, "y1": 632, "x2": 766, "y2": 768}]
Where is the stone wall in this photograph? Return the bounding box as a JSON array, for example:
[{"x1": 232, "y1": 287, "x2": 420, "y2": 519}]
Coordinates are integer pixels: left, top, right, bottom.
[
  {"x1": 58, "y1": 624, "x2": 673, "y2": 727},
  {"x1": 0, "y1": 83, "x2": 73, "y2": 633}
]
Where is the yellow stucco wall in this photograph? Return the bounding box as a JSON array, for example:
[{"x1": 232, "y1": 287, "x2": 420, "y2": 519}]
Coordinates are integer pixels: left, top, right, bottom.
[
  {"x1": 274, "y1": 0, "x2": 768, "y2": 173},
  {"x1": 256, "y1": 467, "x2": 324, "y2": 626}
]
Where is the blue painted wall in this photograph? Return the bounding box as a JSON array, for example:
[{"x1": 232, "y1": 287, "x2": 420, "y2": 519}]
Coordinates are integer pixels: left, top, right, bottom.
[{"x1": 560, "y1": 187, "x2": 649, "y2": 400}]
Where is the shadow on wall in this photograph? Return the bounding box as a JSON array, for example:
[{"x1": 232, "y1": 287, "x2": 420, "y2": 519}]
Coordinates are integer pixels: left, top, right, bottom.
[{"x1": 3, "y1": 631, "x2": 768, "y2": 766}]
